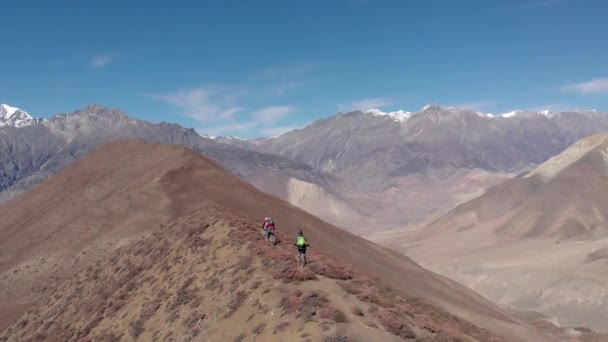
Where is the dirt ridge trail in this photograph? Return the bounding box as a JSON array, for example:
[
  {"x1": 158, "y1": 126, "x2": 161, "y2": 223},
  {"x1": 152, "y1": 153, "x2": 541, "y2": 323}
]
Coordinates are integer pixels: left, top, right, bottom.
[
  {"x1": 2, "y1": 206, "x2": 499, "y2": 341},
  {"x1": 0, "y1": 139, "x2": 553, "y2": 341}
]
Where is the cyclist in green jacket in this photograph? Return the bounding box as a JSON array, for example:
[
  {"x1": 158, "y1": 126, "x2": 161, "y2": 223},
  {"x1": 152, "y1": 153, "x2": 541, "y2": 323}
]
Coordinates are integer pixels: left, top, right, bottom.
[{"x1": 294, "y1": 229, "x2": 308, "y2": 266}]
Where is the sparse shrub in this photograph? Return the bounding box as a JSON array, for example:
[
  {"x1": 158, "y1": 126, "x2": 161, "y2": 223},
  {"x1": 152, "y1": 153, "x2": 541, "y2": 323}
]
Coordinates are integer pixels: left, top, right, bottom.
[
  {"x1": 205, "y1": 276, "x2": 221, "y2": 291},
  {"x1": 252, "y1": 323, "x2": 266, "y2": 334},
  {"x1": 183, "y1": 311, "x2": 206, "y2": 329},
  {"x1": 167, "y1": 311, "x2": 180, "y2": 323},
  {"x1": 273, "y1": 322, "x2": 290, "y2": 334},
  {"x1": 299, "y1": 292, "x2": 329, "y2": 321},
  {"x1": 224, "y1": 291, "x2": 247, "y2": 318},
  {"x1": 41, "y1": 320, "x2": 54, "y2": 332},
  {"x1": 319, "y1": 305, "x2": 347, "y2": 322},
  {"x1": 251, "y1": 280, "x2": 262, "y2": 290},
  {"x1": 33, "y1": 333, "x2": 47, "y2": 341},
  {"x1": 190, "y1": 295, "x2": 202, "y2": 309},
  {"x1": 234, "y1": 333, "x2": 246, "y2": 342},
  {"x1": 308, "y1": 262, "x2": 353, "y2": 280},
  {"x1": 304, "y1": 292, "x2": 328, "y2": 307},
  {"x1": 235, "y1": 256, "x2": 252, "y2": 274},
  {"x1": 167, "y1": 288, "x2": 196, "y2": 312},
  {"x1": 97, "y1": 332, "x2": 123, "y2": 342},
  {"x1": 376, "y1": 309, "x2": 416, "y2": 339},
  {"x1": 140, "y1": 301, "x2": 161, "y2": 322},
  {"x1": 128, "y1": 319, "x2": 144, "y2": 338},
  {"x1": 182, "y1": 276, "x2": 196, "y2": 289},
  {"x1": 352, "y1": 306, "x2": 364, "y2": 316},
  {"x1": 279, "y1": 292, "x2": 302, "y2": 313},
  {"x1": 356, "y1": 290, "x2": 393, "y2": 308},
  {"x1": 337, "y1": 281, "x2": 361, "y2": 295},
  {"x1": 271, "y1": 264, "x2": 317, "y2": 283},
  {"x1": 17, "y1": 319, "x2": 28, "y2": 328},
  {"x1": 79, "y1": 315, "x2": 103, "y2": 338},
  {"x1": 324, "y1": 334, "x2": 350, "y2": 342}
]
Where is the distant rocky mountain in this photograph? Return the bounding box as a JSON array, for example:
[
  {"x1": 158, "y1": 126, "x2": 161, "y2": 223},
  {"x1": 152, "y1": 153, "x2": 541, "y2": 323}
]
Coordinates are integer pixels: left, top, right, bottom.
[
  {"x1": 216, "y1": 104, "x2": 608, "y2": 230},
  {"x1": 254, "y1": 104, "x2": 608, "y2": 191},
  {"x1": 5, "y1": 102, "x2": 608, "y2": 234},
  {"x1": 393, "y1": 132, "x2": 608, "y2": 331},
  {"x1": 0, "y1": 105, "x2": 338, "y2": 213},
  {"x1": 423, "y1": 131, "x2": 608, "y2": 240},
  {"x1": 0, "y1": 104, "x2": 42, "y2": 128}
]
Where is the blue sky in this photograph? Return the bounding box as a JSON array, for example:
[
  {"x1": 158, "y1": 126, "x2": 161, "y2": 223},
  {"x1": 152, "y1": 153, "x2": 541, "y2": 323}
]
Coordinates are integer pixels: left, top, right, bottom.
[{"x1": 1, "y1": 0, "x2": 607, "y2": 138}]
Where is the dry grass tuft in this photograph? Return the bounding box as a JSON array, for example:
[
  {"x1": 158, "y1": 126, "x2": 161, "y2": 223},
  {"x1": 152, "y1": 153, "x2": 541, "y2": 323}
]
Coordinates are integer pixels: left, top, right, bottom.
[
  {"x1": 225, "y1": 291, "x2": 248, "y2": 318},
  {"x1": 319, "y1": 305, "x2": 347, "y2": 323},
  {"x1": 273, "y1": 321, "x2": 290, "y2": 334}
]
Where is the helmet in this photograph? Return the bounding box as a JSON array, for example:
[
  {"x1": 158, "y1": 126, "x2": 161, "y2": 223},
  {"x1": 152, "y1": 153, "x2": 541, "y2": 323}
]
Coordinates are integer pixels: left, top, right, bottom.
[
  {"x1": 265, "y1": 217, "x2": 270, "y2": 221},
  {"x1": 298, "y1": 229, "x2": 303, "y2": 236}
]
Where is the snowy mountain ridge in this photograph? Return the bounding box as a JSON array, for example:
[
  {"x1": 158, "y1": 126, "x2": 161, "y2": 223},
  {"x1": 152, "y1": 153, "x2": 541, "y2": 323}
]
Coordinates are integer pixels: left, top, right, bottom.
[{"x1": 0, "y1": 104, "x2": 42, "y2": 127}]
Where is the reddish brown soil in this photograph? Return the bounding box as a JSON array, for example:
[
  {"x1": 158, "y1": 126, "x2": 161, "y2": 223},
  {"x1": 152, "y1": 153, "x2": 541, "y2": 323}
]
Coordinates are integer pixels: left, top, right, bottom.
[{"x1": 0, "y1": 139, "x2": 551, "y2": 341}]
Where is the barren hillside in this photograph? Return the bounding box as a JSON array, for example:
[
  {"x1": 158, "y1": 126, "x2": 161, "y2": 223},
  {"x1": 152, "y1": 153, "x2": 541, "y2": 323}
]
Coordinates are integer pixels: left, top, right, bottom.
[
  {"x1": 0, "y1": 140, "x2": 555, "y2": 341},
  {"x1": 392, "y1": 133, "x2": 608, "y2": 332}
]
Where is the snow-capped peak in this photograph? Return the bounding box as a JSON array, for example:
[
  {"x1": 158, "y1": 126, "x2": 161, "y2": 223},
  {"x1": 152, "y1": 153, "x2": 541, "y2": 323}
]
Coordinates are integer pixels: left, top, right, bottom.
[
  {"x1": 498, "y1": 109, "x2": 557, "y2": 118},
  {"x1": 421, "y1": 103, "x2": 444, "y2": 112},
  {"x1": 225, "y1": 135, "x2": 246, "y2": 141},
  {"x1": 365, "y1": 108, "x2": 412, "y2": 123},
  {"x1": 1, "y1": 103, "x2": 40, "y2": 128},
  {"x1": 1, "y1": 104, "x2": 19, "y2": 116},
  {"x1": 500, "y1": 110, "x2": 523, "y2": 118}
]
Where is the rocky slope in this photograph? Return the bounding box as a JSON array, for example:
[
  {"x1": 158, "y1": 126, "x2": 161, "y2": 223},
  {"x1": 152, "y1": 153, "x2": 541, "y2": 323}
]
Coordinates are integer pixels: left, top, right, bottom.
[
  {"x1": 387, "y1": 133, "x2": 608, "y2": 332},
  {"x1": 217, "y1": 105, "x2": 608, "y2": 231},
  {"x1": 0, "y1": 139, "x2": 560, "y2": 341},
  {"x1": 254, "y1": 105, "x2": 608, "y2": 193},
  {"x1": 0, "y1": 105, "x2": 342, "y2": 219}
]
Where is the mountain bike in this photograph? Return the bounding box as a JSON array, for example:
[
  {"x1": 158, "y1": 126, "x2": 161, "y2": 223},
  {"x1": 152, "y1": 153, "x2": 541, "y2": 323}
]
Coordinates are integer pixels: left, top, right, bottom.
[
  {"x1": 262, "y1": 229, "x2": 277, "y2": 246},
  {"x1": 297, "y1": 245, "x2": 308, "y2": 267}
]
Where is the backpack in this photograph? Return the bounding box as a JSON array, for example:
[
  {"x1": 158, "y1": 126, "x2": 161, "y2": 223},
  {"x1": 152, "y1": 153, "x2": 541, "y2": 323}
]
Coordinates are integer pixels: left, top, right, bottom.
[{"x1": 296, "y1": 236, "x2": 306, "y2": 246}]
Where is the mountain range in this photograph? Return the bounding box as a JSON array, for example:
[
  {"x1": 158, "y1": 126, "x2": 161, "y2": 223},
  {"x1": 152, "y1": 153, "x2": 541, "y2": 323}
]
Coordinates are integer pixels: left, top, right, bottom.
[
  {"x1": 219, "y1": 104, "x2": 608, "y2": 231},
  {"x1": 0, "y1": 104, "x2": 338, "y2": 213},
  {"x1": 4, "y1": 103, "x2": 608, "y2": 234},
  {"x1": 2, "y1": 102, "x2": 608, "y2": 339}
]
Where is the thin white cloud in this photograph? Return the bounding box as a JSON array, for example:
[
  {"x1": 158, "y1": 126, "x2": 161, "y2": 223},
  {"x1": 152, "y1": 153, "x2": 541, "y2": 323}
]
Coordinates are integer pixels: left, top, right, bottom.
[
  {"x1": 338, "y1": 97, "x2": 395, "y2": 111},
  {"x1": 148, "y1": 86, "x2": 245, "y2": 121},
  {"x1": 450, "y1": 100, "x2": 497, "y2": 111},
  {"x1": 252, "y1": 106, "x2": 296, "y2": 123},
  {"x1": 91, "y1": 54, "x2": 117, "y2": 68},
  {"x1": 149, "y1": 77, "x2": 303, "y2": 137},
  {"x1": 563, "y1": 78, "x2": 608, "y2": 95}
]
